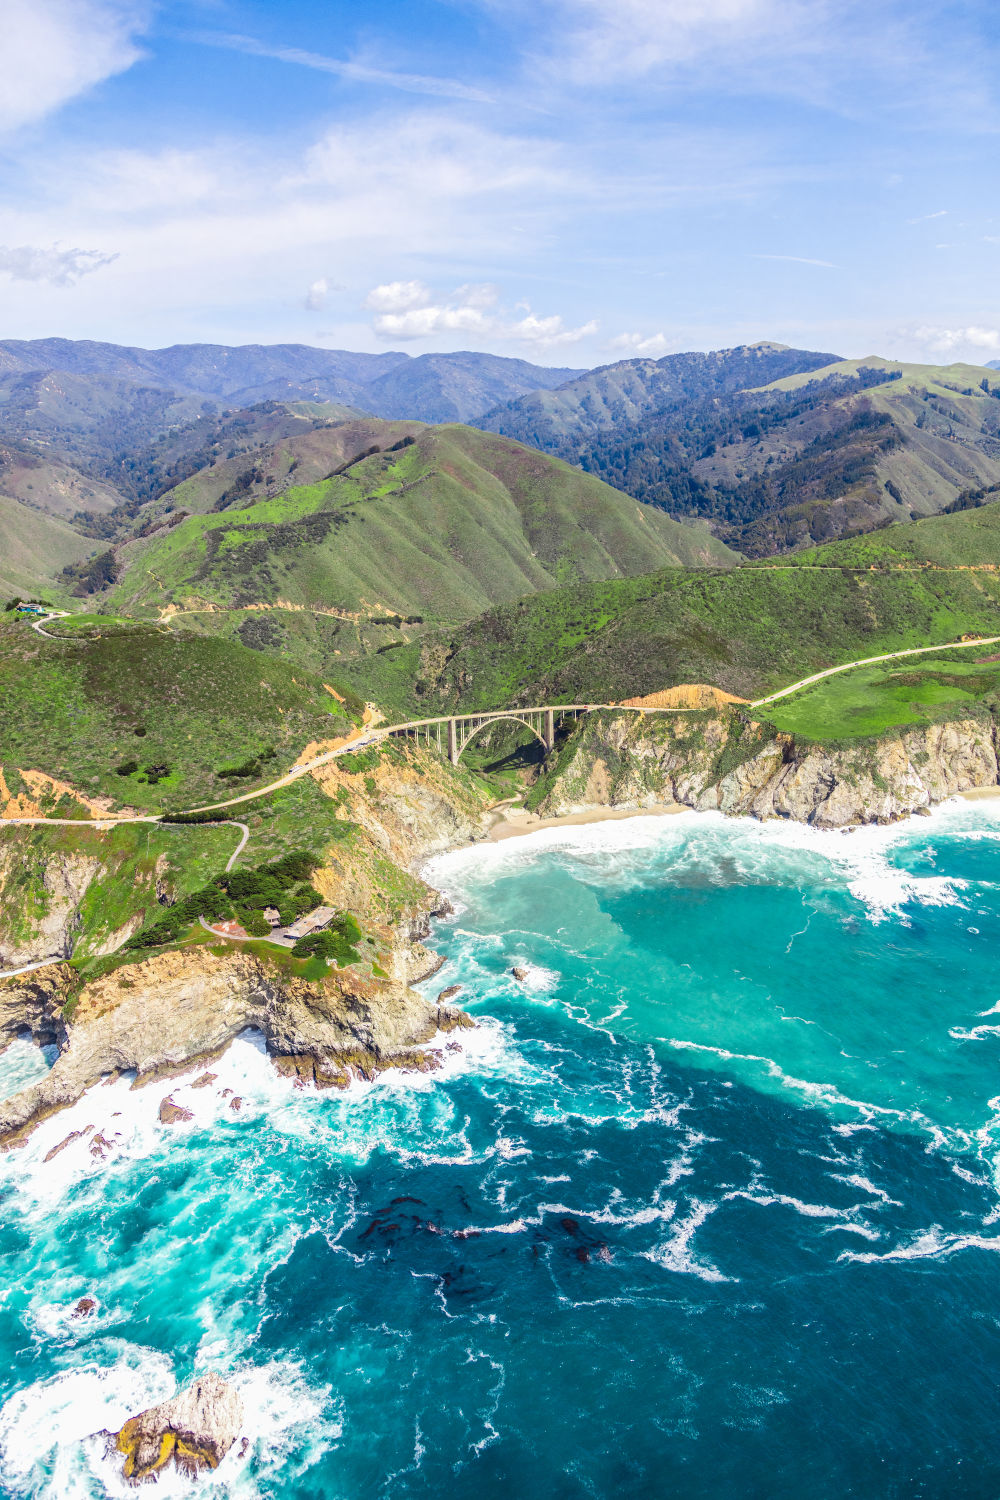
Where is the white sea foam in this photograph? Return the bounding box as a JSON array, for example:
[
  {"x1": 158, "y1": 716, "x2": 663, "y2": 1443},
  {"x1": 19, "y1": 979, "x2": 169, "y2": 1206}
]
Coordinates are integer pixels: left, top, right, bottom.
[
  {"x1": 839, "y1": 1226, "x2": 1000, "y2": 1265},
  {"x1": 0, "y1": 1017, "x2": 511, "y2": 1206},
  {"x1": 0, "y1": 1343, "x2": 175, "y2": 1499},
  {"x1": 643, "y1": 1199, "x2": 731, "y2": 1282},
  {"x1": 0, "y1": 1350, "x2": 337, "y2": 1500},
  {"x1": 0, "y1": 1037, "x2": 56, "y2": 1103},
  {"x1": 425, "y1": 800, "x2": 997, "y2": 928}
]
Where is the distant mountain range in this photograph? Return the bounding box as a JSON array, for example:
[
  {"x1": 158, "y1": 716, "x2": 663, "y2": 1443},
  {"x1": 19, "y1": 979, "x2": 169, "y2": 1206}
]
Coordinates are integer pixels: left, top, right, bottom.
[
  {"x1": 475, "y1": 345, "x2": 1000, "y2": 554},
  {"x1": 4, "y1": 335, "x2": 1000, "y2": 602},
  {"x1": 0, "y1": 338, "x2": 583, "y2": 436}
]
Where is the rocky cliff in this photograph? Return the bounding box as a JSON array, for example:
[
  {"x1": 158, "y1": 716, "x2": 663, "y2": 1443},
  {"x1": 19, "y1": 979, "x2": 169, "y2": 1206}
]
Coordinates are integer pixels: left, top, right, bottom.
[
  {"x1": 532, "y1": 707, "x2": 999, "y2": 827},
  {"x1": 0, "y1": 947, "x2": 470, "y2": 1147}
]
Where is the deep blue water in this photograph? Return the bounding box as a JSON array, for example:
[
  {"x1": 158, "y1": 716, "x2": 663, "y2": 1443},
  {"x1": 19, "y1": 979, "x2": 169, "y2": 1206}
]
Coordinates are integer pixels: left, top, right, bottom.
[{"x1": 2, "y1": 804, "x2": 1000, "y2": 1498}]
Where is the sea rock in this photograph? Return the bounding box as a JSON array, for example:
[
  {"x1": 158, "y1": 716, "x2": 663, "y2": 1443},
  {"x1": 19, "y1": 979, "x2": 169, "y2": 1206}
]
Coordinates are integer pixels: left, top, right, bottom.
[
  {"x1": 437, "y1": 985, "x2": 462, "y2": 1001},
  {"x1": 112, "y1": 1370, "x2": 244, "y2": 1484},
  {"x1": 44, "y1": 1124, "x2": 92, "y2": 1162},
  {"x1": 511, "y1": 967, "x2": 529, "y2": 982},
  {"x1": 73, "y1": 1296, "x2": 97, "y2": 1318},
  {"x1": 159, "y1": 1097, "x2": 194, "y2": 1125},
  {"x1": 189, "y1": 1072, "x2": 217, "y2": 1090}
]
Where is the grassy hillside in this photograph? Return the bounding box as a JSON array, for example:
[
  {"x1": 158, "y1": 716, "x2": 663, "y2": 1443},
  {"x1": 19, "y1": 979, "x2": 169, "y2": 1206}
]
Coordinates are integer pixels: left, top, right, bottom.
[
  {"x1": 341, "y1": 555, "x2": 1000, "y2": 714},
  {"x1": 765, "y1": 652, "x2": 1000, "y2": 741},
  {"x1": 104, "y1": 422, "x2": 737, "y2": 625},
  {"x1": 0, "y1": 439, "x2": 121, "y2": 519},
  {"x1": 0, "y1": 496, "x2": 94, "y2": 600},
  {"x1": 750, "y1": 494, "x2": 1000, "y2": 569},
  {"x1": 0, "y1": 619, "x2": 358, "y2": 812}
]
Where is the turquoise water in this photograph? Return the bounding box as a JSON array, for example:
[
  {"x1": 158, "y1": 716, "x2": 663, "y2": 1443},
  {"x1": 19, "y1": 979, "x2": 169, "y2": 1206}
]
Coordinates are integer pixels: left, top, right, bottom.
[{"x1": 2, "y1": 803, "x2": 1000, "y2": 1497}]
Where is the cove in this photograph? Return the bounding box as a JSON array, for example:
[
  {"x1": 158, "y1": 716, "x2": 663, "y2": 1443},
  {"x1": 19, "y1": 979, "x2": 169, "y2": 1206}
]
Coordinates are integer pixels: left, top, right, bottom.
[{"x1": 0, "y1": 803, "x2": 998, "y2": 1497}]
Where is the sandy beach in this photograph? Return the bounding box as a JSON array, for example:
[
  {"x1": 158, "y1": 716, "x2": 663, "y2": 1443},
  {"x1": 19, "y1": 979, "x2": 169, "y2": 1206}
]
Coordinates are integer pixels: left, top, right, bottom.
[
  {"x1": 487, "y1": 802, "x2": 684, "y2": 842},
  {"x1": 957, "y1": 786, "x2": 1000, "y2": 801}
]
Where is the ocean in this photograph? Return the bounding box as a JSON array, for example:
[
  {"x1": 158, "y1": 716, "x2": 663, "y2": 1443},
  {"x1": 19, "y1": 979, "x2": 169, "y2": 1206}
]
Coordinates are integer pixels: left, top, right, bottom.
[{"x1": 1, "y1": 801, "x2": 999, "y2": 1498}]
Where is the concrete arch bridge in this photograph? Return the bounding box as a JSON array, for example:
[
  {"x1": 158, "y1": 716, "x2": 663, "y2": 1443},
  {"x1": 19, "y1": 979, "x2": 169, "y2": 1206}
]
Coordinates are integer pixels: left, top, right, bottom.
[{"x1": 383, "y1": 706, "x2": 594, "y2": 766}]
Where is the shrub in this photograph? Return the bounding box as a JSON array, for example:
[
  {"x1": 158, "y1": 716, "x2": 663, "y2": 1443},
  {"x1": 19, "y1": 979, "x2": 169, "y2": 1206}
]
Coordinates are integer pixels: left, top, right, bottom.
[{"x1": 116, "y1": 759, "x2": 139, "y2": 776}]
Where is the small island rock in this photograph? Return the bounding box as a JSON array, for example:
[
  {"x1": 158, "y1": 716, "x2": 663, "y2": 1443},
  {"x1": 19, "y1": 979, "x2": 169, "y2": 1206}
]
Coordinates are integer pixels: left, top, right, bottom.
[
  {"x1": 113, "y1": 1370, "x2": 244, "y2": 1484},
  {"x1": 159, "y1": 1097, "x2": 194, "y2": 1125},
  {"x1": 511, "y1": 967, "x2": 529, "y2": 982},
  {"x1": 437, "y1": 985, "x2": 462, "y2": 1002},
  {"x1": 73, "y1": 1296, "x2": 97, "y2": 1318}
]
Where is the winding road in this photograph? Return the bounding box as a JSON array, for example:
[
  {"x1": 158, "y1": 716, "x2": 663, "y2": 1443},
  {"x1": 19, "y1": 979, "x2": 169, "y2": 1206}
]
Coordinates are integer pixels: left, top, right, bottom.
[
  {"x1": 749, "y1": 634, "x2": 1000, "y2": 708},
  {"x1": 4, "y1": 629, "x2": 1000, "y2": 977}
]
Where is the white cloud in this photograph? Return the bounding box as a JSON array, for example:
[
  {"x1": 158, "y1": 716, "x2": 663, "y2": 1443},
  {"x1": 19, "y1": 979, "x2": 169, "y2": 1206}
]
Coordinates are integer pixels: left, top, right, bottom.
[
  {"x1": 518, "y1": 0, "x2": 813, "y2": 85},
  {"x1": 194, "y1": 32, "x2": 494, "y2": 105},
  {"x1": 908, "y1": 210, "x2": 948, "y2": 223},
  {"x1": 911, "y1": 325, "x2": 1000, "y2": 359},
  {"x1": 304, "y1": 278, "x2": 330, "y2": 312},
  {"x1": 0, "y1": 243, "x2": 118, "y2": 286},
  {"x1": 364, "y1": 281, "x2": 596, "y2": 347},
  {"x1": 0, "y1": 111, "x2": 574, "y2": 339},
  {"x1": 365, "y1": 281, "x2": 436, "y2": 314},
  {"x1": 754, "y1": 254, "x2": 838, "y2": 269},
  {"x1": 609, "y1": 332, "x2": 675, "y2": 357},
  {"x1": 1, "y1": 0, "x2": 147, "y2": 134}
]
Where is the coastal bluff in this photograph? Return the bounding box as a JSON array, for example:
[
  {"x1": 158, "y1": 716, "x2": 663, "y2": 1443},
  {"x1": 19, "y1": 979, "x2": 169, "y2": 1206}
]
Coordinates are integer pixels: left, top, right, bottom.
[
  {"x1": 532, "y1": 707, "x2": 1000, "y2": 827},
  {"x1": 0, "y1": 949, "x2": 470, "y2": 1149}
]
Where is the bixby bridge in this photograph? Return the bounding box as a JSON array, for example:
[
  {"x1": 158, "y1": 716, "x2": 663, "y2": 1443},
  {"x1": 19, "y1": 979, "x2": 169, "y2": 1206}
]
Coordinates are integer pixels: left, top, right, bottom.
[{"x1": 377, "y1": 705, "x2": 595, "y2": 765}]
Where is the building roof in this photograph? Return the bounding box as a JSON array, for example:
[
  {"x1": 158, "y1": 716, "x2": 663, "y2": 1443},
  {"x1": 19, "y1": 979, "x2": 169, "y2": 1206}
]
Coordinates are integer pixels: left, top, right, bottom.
[{"x1": 285, "y1": 906, "x2": 338, "y2": 939}]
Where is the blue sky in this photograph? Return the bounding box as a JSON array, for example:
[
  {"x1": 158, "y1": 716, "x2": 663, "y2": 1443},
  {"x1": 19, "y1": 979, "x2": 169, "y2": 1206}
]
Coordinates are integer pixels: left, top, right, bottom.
[{"x1": 1, "y1": 0, "x2": 998, "y2": 366}]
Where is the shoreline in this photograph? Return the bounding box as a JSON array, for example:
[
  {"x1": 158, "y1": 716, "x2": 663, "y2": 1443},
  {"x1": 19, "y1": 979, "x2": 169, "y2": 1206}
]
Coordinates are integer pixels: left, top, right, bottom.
[
  {"x1": 482, "y1": 784, "x2": 1000, "y2": 846},
  {"x1": 486, "y1": 801, "x2": 684, "y2": 842}
]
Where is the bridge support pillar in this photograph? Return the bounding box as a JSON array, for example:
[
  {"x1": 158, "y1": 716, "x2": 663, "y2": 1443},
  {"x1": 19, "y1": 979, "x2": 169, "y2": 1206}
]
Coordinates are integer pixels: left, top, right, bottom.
[
  {"x1": 544, "y1": 708, "x2": 555, "y2": 752},
  {"x1": 448, "y1": 718, "x2": 459, "y2": 766}
]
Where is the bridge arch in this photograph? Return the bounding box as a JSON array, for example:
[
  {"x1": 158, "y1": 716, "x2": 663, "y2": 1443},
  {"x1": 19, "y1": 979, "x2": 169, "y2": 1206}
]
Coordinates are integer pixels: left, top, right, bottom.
[{"x1": 453, "y1": 713, "x2": 551, "y2": 766}]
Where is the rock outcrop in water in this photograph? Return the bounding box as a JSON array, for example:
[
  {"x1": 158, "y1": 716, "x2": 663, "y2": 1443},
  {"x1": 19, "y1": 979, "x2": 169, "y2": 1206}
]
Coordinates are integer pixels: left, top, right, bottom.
[
  {"x1": 0, "y1": 948, "x2": 471, "y2": 1148},
  {"x1": 534, "y1": 708, "x2": 1000, "y2": 827},
  {"x1": 112, "y1": 1370, "x2": 243, "y2": 1484}
]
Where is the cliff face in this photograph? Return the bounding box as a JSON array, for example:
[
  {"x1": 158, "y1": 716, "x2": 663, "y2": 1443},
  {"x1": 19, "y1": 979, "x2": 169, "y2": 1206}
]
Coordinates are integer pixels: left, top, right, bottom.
[
  {"x1": 0, "y1": 844, "x2": 100, "y2": 968},
  {"x1": 533, "y1": 709, "x2": 1000, "y2": 827},
  {"x1": 0, "y1": 947, "x2": 469, "y2": 1147},
  {"x1": 0, "y1": 743, "x2": 493, "y2": 975}
]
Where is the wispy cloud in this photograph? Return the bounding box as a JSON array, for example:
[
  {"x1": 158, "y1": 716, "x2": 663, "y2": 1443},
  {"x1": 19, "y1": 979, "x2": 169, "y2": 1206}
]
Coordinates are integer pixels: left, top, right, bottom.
[
  {"x1": 365, "y1": 280, "x2": 596, "y2": 346},
  {"x1": 2, "y1": 0, "x2": 148, "y2": 134},
  {"x1": 908, "y1": 209, "x2": 948, "y2": 223},
  {"x1": 193, "y1": 32, "x2": 494, "y2": 105},
  {"x1": 0, "y1": 243, "x2": 118, "y2": 286},
  {"x1": 753, "y1": 254, "x2": 839, "y2": 269}
]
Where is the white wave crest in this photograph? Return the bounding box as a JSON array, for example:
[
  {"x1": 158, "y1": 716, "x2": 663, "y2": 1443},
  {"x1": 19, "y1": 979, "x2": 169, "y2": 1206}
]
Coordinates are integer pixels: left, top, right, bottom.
[{"x1": 0, "y1": 1350, "x2": 337, "y2": 1500}]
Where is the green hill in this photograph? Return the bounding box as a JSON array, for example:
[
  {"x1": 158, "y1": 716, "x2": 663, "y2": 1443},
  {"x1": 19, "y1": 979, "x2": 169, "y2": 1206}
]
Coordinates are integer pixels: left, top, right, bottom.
[
  {"x1": 0, "y1": 618, "x2": 357, "y2": 812},
  {"x1": 0, "y1": 496, "x2": 95, "y2": 600},
  {"x1": 476, "y1": 342, "x2": 838, "y2": 450},
  {"x1": 748, "y1": 490, "x2": 1000, "y2": 569},
  {"x1": 337, "y1": 503, "x2": 1000, "y2": 714},
  {"x1": 103, "y1": 421, "x2": 737, "y2": 626}
]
